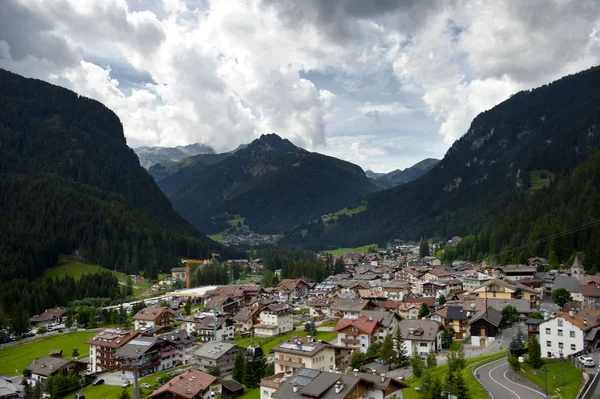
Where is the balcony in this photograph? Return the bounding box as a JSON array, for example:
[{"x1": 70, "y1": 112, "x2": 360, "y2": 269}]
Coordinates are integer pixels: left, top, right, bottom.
[
  {"x1": 340, "y1": 338, "x2": 359, "y2": 345},
  {"x1": 274, "y1": 359, "x2": 305, "y2": 368}
]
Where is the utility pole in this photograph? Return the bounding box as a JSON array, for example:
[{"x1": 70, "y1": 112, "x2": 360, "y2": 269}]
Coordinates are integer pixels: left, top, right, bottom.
[
  {"x1": 559, "y1": 348, "x2": 564, "y2": 387},
  {"x1": 542, "y1": 365, "x2": 550, "y2": 398}
]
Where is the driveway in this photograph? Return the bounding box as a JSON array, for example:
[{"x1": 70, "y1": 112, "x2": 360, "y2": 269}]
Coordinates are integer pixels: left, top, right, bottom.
[{"x1": 476, "y1": 358, "x2": 546, "y2": 399}]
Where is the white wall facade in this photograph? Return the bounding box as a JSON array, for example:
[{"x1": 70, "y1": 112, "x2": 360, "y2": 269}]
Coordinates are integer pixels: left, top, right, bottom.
[{"x1": 539, "y1": 317, "x2": 584, "y2": 358}]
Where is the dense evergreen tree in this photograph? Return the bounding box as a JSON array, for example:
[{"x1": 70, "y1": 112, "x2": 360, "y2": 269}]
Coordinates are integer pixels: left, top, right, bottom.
[
  {"x1": 426, "y1": 349, "x2": 437, "y2": 368},
  {"x1": 509, "y1": 330, "x2": 525, "y2": 357},
  {"x1": 410, "y1": 350, "x2": 425, "y2": 377},
  {"x1": 418, "y1": 303, "x2": 430, "y2": 319},
  {"x1": 502, "y1": 305, "x2": 520, "y2": 327},
  {"x1": 378, "y1": 335, "x2": 395, "y2": 364},
  {"x1": 232, "y1": 350, "x2": 246, "y2": 383},
  {"x1": 419, "y1": 238, "x2": 430, "y2": 257},
  {"x1": 528, "y1": 335, "x2": 543, "y2": 369},
  {"x1": 393, "y1": 326, "x2": 409, "y2": 365}
]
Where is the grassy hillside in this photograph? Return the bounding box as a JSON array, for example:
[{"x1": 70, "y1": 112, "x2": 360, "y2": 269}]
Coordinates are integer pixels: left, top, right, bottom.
[
  {"x1": 528, "y1": 169, "x2": 555, "y2": 194},
  {"x1": 45, "y1": 256, "x2": 122, "y2": 280},
  {"x1": 324, "y1": 244, "x2": 376, "y2": 256}
]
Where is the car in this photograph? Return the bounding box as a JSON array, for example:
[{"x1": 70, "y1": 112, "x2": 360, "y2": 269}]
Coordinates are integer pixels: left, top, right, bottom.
[
  {"x1": 140, "y1": 383, "x2": 151, "y2": 389},
  {"x1": 578, "y1": 356, "x2": 596, "y2": 367},
  {"x1": 121, "y1": 381, "x2": 130, "y2": 388},
  {"x1": 92, "y1": 379, "x2": 104, "y2": 386}
]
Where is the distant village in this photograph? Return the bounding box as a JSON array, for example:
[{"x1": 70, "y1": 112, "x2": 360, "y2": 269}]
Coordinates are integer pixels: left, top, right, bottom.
[{"x1": 5, "y1": 238, "x2": 600, "y2": 399}]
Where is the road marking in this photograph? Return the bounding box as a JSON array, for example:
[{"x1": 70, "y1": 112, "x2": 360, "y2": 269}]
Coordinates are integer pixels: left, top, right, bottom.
[
  {"x1": 488, "y1": 362, "x2": 521, "y2": 399},
  {"x1": 503, "y1": 370, "x2": 546, "y2": 397},
  {"x1": 475, "y1": 357, "x2": 510, "y2": 399}
]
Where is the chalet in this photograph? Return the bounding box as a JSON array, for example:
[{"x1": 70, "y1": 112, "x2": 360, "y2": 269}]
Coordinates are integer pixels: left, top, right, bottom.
[
  {"x1": 222, "y1": 380, "x2": 245, "y2": 399},
  {"x1": 539, "y1": 309, "x2": 600, "y2": 358},
  {"x1": 185, "y1": 314, "x2": 235, "y2": 342},
  {"x1": 149, "y1": 369, "x2": 219, "y2": 399},
  {"x1": 360, "y1": 310, "x2": 402, "y2": 338},
  {"x1": 133, "y1": 307, "x2": 176, "y2": 330},
  {"x1": 495, "y1": 265, "x2": 537, "y2": 281},
  {"x1": 421, "y1": 281, "x2": 449, "y2": 298},
  {"x1": 311, "y1": 282, "x2": 339, "y2": 298},
  {"x1": 25, "y1": 356, "x2": 86, "y2": 387},
  {"x1": 397, "y1": 303, "x2": 421, "y2": 320},
  {"x1": 334, "y1": 316, "x2": 381, "y2": 353},
  {"x1": 86, "y1": 328, "x2": 139, "y2": 373},
  {"x1": 115, "y1": 336, "x2": 173, "y2": 378},
  {"x1": 381, "y1": 281, "x2": 411, "y2": 301},
  {"x1": 427, "y1": 306, "x2": 469, "y2": 339},
  {"x1": 254, "y1": 304, "x2": 293, "y2": 337},
  {"x1": 403, "y1": 296, "x2": 436, "y2": 308},
  {"x1": 156, "y1": 331, "x2": 196, "y2": 366},
  {"x1": 232, "y1": 307, "x2": 261, "y2": 332},
  {"x1": 582, "y1": 283, "x2": 600, "y2": 304},
  {"x1": 194, "y1": 342, "x2": 242, "y2": 377},
  {"x1": 204, "y1": 296, "x2": 241, "y2": 314},
  {"x1": 171, "y1": 267, "x2": 186, "y2": 282},
  {"x1": 396, "y1": 319, "x2": 443, "y2": 356},
  {"x1": 474, "y1": 278, "x2": 538, "y2": 301},
  {"x1": 276, "y1": 280, "x2": 312, "y2": 303},
  {"x1": 468, "y1": 307, "x2": 502, "y2": 347},
  {"x1": 306, "y1": 297, "x2": 335, "y2": 319},
  {"x1": 331, "y1": 298, "x2": 372, "y2": 319},
  {"x1": 271, "y1": 337, "x2": 336, "y2": 373},
  {"x1": 28, "y1": 309, "x2": 67, "y2": 326}
]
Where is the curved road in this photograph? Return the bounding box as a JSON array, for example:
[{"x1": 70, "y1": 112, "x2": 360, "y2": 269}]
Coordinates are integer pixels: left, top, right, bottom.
[{"x1": 476, "y1": 358, "x2": 547, "y2": 399}]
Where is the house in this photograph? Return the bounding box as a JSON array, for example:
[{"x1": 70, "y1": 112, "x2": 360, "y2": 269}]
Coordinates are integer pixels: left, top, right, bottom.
[
  {"x1": 311, "y1": 282, "x2": 339, "y2": 298},
  {"x1": 254, "y1": 304, "x2": 294, "y2": 337},
  {"x1": 185, "y1": 314, "x2": 235, "y2": 342},
  {"x1": 331, "y1": 299, "x2": 372, "y2": 319},
  {"x1": 306, "y1": 297, "x2": 335, "y2": 319},
  {"x1": 427, "y1": 306, "x2": 470, "y2": 339},
  {"x1": 334, "y1": 316, "x2": 381, "y2": 353},
  {"x1": 268, "y1": 368, "x2": 409, "y2": 399},
  {"x1": 156, "y1": 331, "x2": 197, "y2": 366},
  {"x1": 205, "y1": 296, "x2": 241, "y2": 315},
  {"x1": 133, "y1": 307, "x2": 176, "y2": 330},
  {"x1": 28, "y1": 309, "x2": 68, "y2": 326},
  {"x1": 194, "y1": 342, "x2": 242, "y2": 377},
  {"x1": 276, "y1": 280, "x2": 312, "y2": 303},
  {"x1": 149, "y1": 369, "x2": 219, "y2": 399},
  {"x1": 459, "y1": 271, "x2": 493, "y2": 292},
  {"x1": 396, "y1": 319, "x2": 443, "y2": 356},
  {"x1": 525, "y1": 318, "x2": 544, "y2": 341},
  {"x1": 360, "y1": 310, "x2": 402, "y2": 338},
  {"x1": 474, "y1": 278, "x2": 538, "y2": 301},
  {"x1": 381, "y1": 281, "x2": 411, "y2": 301},
  {"x1": 171, "y1": 267, "x2": 187, "y2": 282},
  {"x1": 468, "y1": 307, "x2": 503, "y2": 347},
  {"x1": 582, "y1": 283, "x2": 600, "y2": 304},
  {"x1": 260, "y1": 372, "x2": 288, "y2": 399},
  {"x1": 25, "y1": 356, "x2": 86, "y2": 387},
  {"x1": 495, "y1": 265, "x2": 537, "y2": 281},
  {"x1": 538, "y1": 309, "x2": 600, "y2": 358},
  {"x1": 233, "y1": 307, "x2": 261, "y2": 332},
  {"x1": 445, "y1": 279, "x2": 464, "y2": 293},
  {"x1": 271, "y1": 337, "x2": 337, "y2": 373},
  {"x1": 221, "y1": 380, "x2": 245, "y2": 399},
  {"x1": 421, "y1": 281, "x2": 449, "y2": 298},
  {"x1": 115, "y1": 336, "x2": 173, "y2": 377},
  {"x1": 397, "y1": 303, "x2": 421, "y2": 320},
  {"x1": 552, "y1": 276, "x2": 583, "y2": 302},
  {"x1": 0, "y1": 377, "x2": 20, "y2": 399},
  {"x1": 86, "y1": 328, "x2": 139, "y2": 373}
]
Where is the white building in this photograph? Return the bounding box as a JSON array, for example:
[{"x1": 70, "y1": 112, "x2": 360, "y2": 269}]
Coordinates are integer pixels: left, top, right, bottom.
[
  {"x1": 254, "y1": 303, "x2": 293, "y2": 337},
  {"x1": 396, "y1": 319, "x2": 443, "y2": 357},
  {"x1": 538, "y1": 310, "x2": 600, "y2": 358}
]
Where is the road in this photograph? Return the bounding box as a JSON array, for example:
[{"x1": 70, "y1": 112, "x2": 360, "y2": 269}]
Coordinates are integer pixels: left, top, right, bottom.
[{"x1": 476, "y1": 358, "x2": 546, "y2": 399}]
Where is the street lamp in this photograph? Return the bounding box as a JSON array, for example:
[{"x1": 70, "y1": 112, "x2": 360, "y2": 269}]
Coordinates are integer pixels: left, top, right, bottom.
[{"x1": 541, "y1": 365, "x2": 550, "y2": 398}]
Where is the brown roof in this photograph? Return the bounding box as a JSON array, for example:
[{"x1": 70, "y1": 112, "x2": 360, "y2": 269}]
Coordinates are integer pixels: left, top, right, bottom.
[
  {"x1": 28, "y1": 309, "x2": 67, "y2": 323},
  {"x1": 582, "y1": 284, "x2": 600, "y2": 298},
  {"x1": 334, "y1": 316, "x2": 380, "y2": 335},
  {"x1": 85, "y1": 329, "x2": 139, "y2": 348},
  {"x1": 277, "y1": 279, "x2": 310, "y2": 293},
  {"x1": 555, "y1": 311, "x2": 600, "y2": 331},
  {"x1": 133, "y1": 307, "x2": 176, "y2": 321},
  {"x1": 149, "y1": 369, "x2": 218, "y2": 399},
  {"x1": 404, "y1": 297, "x2": 435, "y2": 307}
]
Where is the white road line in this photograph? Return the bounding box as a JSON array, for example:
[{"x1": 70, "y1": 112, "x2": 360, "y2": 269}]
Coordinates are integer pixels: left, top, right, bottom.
[
  {"x1": 489, "y1": 362, "x2": 521, "y2": 399},
  {"x1": 475, "y1": 357, "x2": 510, "y2": 399},
  {"x1": 503, "y1": 370, "x2": 547, "y2": 397}
]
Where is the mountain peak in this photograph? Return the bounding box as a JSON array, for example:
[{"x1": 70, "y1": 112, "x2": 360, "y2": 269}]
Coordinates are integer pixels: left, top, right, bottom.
[{"x1": 256, "y1": 133, "x2": 298, "y2": 152}]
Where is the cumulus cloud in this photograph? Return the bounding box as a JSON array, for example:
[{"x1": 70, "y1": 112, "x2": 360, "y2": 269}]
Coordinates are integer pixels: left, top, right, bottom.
[{"x1": 0, "y1": 0, "x2": 599, "y2": 171}]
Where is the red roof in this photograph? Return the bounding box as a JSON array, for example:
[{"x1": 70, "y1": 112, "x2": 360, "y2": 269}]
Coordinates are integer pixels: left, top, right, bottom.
[
  {"x1": 334, "y1": 316, "x2": 380, "y2": 335},
  {"x1": 404, "y1": 297, "x2": 435, "y2": 307},
  {"x1": 149, "y1": 369, "x2": 217, "y2": 399}
]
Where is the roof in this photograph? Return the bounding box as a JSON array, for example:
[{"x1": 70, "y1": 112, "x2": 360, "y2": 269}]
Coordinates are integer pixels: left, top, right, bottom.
[
  {"x1": 396, "y1": 319, "x2": 442, "y2": 342},
  {"x1": 486, "y1": 299, "x2": 533, "y2": 314},
  {"x1": 333, "y1": 316, "x2": 381, "y2": 335},
  {"x1": 468, "y1": 307, "x2": 503, "y2": 327},
  {"x1": 271, "y1": 337, "x2": 330, "y2": 356},
  {"x1": 233, "y1": 307, "x2": 260, "y2": 322},
  {"x1": 525, "y1": 318, "x2": 544, "y2": 325},
  {"x1": 28, "y1": 308, "x2": 67, "y2": 323},
  {"x1": 86, "y1": 328, "x2": 139, "y2": 348},
  {"x1": 360, "y1": 310, "x2": 400, "y2": 328},
  {"x1": 221, "y1": 380, "x2": 244, "y2": 393},
  {"x1": 572, "y1": 255, "x2": 584, "y2": 269},
  {"x1": 435, "y1": 306, "x2": 469, "y2": 321},
  {"x1": 25, "y1": 356, "x2": 73, "y2": 377},
  {"x1": 553, "y1": 311, "x2": 600, "y2": 331},
  {"x1": 403, "y1": 296, "x2": 436, "y2": 307},
  {"x1": 553, "y1": 275, "x2": 582, "y2": 293},
  {"x1": 307, "y1": 297, "x2": 334, "y2": 307},
  {"x1": 149, "y1": 369, "x2": 218, "y2": 399},
  {"x1": 194, "y1": 342, "x2": 239, "y2": 360},
  {"x1": 475, "y1": 278, "x2": 537, "y2": 294},
  {"x1": 264, "y1": 303, "x2": 293, "y2": 314},
  {"x1": 133, "y1": 307, "x2": 175, "y2": 321},
  {"x1": 331, "y1": 298, "x2": 370, "y2": 312},
  {"x1": 115, "y1": 337, "x2": 158, "y2": 358},
  {"x1": 277, "y1": 279, "x2": 311, "y2": 293},
  {"x1": 581, "y1": 284, "x2": 600, "y2": 298}
]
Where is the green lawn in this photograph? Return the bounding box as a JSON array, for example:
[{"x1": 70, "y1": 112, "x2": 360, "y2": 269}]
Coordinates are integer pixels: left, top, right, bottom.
[
  {"x1": 45, "y1": 256, "x2": 123, "y2": 281},
  {"x1": 529, "y1": 169, "x2": 555, "y2": 194},
  {"x1": 0, "y1": 331, "x2": 95, "y2": 375},
  {"x1": 325, "y1": 244, "x2": 377, "y2": 256},
  {"x1": 237, "y1": 387, "x2": 260, "y2": 399},
  {"x1": 402, "y1": 351, "x2": 508, "y2": 399},
  {"x1": 518, "y1": 360, "x2": 582, "y2": 399},
  {"x1": 209, "y1": 231, "x2": 226, "y2": 241},
  {"x1": 235, "y1": 330, "x2": 338, "y2": 353},
  {"x1": 322, "y1": 204, "x2": 367, "y2": 223}
]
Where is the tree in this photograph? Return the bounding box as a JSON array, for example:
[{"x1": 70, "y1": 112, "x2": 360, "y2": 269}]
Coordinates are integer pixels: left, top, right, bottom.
[
  {"x1": 184, "y1": 300, "x2": 192, "y2": 316},
  {"x1": 426, "y1": 349, "x2": 437, "y2": 368},
  {"x1": 117, "y1": 389, "x2": 132, "y2": 399},
  {"x1": 528, "y1": 312, "x2": 543, "y2": 319},
  {"x1": 502, "y1": 305, "x2": 520, "y2": 327},
  {"x1": 410, "y1": 350, "x2": 425, "y2": 377},
  {"x1": 65, "y1": 308, "x2": 73, "y2": 328},
  {"x1": 509, "y1": 330, "x2": 525, "y2": 356},
  {"x1": 233, "y1": 350, "x2": 246, "y2": 383},
  {"x1": 71, "y1": 348, "x2": 79, "y2": 359},
  {"x1": 261, "y1": 270, "x2": 277, "y2": 288},
  {"x1": 349, "y1": 351, "x2": 367, "y2": 370},
  {"x1": 418, "y1": 303, "x2": 430, "y2": 319},
  {"x1": 367, "y1": 341, "x2": 383, "y2": 357},
  {"x1": 422, "y1": 372, "x2": 443, "y2": 399},
  {"x1": 447, "y1": 369, "x2": 468, "y2": 399},
  {"x1": 508, "y1": 354, "x2": 521, "y2": 371},
  {"x1": 36, "y1": 326, "x2": 47, "y2": 335},
  {"x1": 393, "y1": 326, "x2": 409, "y2": 365},
  {"x1": 552, "y1": 288, "x2": 573, "y2": 308},
  {"x1": 419, "y1": 237, "x2": 430, "y2": 258},
  {"x1": 446, "y1": 350, "x2": 466, "y2": 373},
  {"x1": 441, "y1": 327, "x2": 455, "y2": 349},
  {"x1": 208, "y1": 365, "x2": 221, "y2": 377},
  {"x1": 438, "y1": 294, "x2": 446, "y2": 305},
  {"x1": 304, "y1": 320, "x2": 317, "y2": 337},
  {"x1": 528, "y1": 335, "x2": 543, "y2": 369},
  {"x1": 378, "y1": 335, "x2": 395, "y2": 364}
]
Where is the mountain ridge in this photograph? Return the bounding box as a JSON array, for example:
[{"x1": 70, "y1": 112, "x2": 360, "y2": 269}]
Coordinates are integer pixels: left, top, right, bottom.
[{"x1": 134, "y1": 143, "x2": 216, "y2": 169}]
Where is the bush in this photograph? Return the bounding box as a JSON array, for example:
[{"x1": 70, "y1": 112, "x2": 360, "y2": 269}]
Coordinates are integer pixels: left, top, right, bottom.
[{"x1": 508, "y1": 354, "x2": 521, "y2": 371}]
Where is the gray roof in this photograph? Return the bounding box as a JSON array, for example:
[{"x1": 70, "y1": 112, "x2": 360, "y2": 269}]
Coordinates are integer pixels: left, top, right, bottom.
[
  {"x1": 469, "y1": 307, "x2": 503, "y2": 327},
  {"x1": 525, "y1": 318, "x2": 544, "y2": 325},
  {"x1": 233, "y1": 307, "x2": 260, "y2": 322},
  {"x1": 25, "y1": 356, "x2": 73, "y2": 377},
  {"x1": 553, "y1": 275, "x2": 581, "y2": 293},
  {"x1": 486, "y1": 298, "x2": 533, "y2": 314},
  {"x1": 572, "y1": 255, "x2": 584, "y2": 269},
  {"x1": 332, "y1": 299, "x2": 370, "y2": 312},
  {"x1": 222, "y1": 380, "x2": 244, "y2": 392},
  {"x1": 194, "y1": 342, "x2": 239, "y2": 360},
  {"x1": 397, "y1": 319, "x2": 442, "y2": 342},
  {"x1": 271, "y1": 339, "x2": 329, "y2": 356},
  {"x1": 360, "y1": 310, "x2": 400, "y2": 328},
  {"x1": 115, "y1": 337, "x2": 158, "y2": 358}
]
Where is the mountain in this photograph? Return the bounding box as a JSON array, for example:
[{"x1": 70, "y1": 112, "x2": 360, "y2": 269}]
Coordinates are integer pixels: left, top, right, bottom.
[
  {"x1": 134, "y1": 143, "x2": 215, "y2": 169},
  {"x1": 0, "y1": 69, "x2": 234, "y2": 312},
  {"x1": 450, "y1": 148, "x2": 600, "y2": 271},
  {"x1": 281, "y1": 65, "x2": 600, "y2": 249},
  {"x1": 148, "y1": 145, "x2": 247, "y2": 182},
  {"x1": 365, "y1": 170, "x2": 385, "y2": 179},
  {"x1": 376, "y1": 158, "x2": 439, "y2": 187},
  {"x1": 157, "y1": 133, "x2": 378, "y2": 234}
]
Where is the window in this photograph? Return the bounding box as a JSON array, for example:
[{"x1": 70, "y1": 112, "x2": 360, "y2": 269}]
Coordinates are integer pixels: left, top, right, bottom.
[
  {"x1": 546, "y1": 341, "x2": 551, "y2": 347},
  {"x1": 558, "y1": 329, "x2": 563, "y2": 336},
  {"x1": 570, "y1": 331, "x2": 575, "y2": 338},
  {"x1": 545, "y1": 328, "x2": 551, "y2": 334},
  {"x1": 558, "y1": 319, "x2": 563, "y2": 327},
  {"x1": 559, "y1": 343, "x2": 563, "y2": 349},
  {"x1": 547, "y1": 352, "x2": 552, "y2": 357},
  {"x1": 420, "y1": 343, "x2": 427, "y2": 347},
  {"x1": 571, "y1": 344, "x2": 576, "y2": 350}
]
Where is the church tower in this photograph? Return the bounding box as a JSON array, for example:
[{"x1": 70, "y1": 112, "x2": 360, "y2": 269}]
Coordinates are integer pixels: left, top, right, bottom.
[{"x1": 571, "y1": 255, "x2": 584, "y2": 282}]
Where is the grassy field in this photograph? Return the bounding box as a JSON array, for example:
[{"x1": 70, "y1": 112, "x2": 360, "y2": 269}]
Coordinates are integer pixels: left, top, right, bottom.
[
  {"x1": 238, "y1": 387, "x2": 260, "y2": 399},
  {"x1": 45, "y1": 256, "x2": 123, "y2": 281},
  {"x1": 518, "y1": 360, "x2": 582, "y2": 399},
  {"x1": 322, "y1": 204, "x2": 367, "y2": 223},
  {"x1": 529, "y1": 169, "x2": 555, "y2": 194},
  {"x1": 402, "y1": 351, "x2": 508, "y2": 399},
  {"x1": 324, "y1": 244, "x2": 377, "y2": 256},
  {"x1": 0, "y1": 331, "x2": 95, "y2": 375},
  {"x1": 235, "y1": 330, "x2": 338, "y2": 353}
]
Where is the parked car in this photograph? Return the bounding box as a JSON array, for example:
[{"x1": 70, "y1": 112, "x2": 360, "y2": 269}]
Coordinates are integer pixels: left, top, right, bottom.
[
  {"x1": 92, "y1": 379, "x2": 104, "y2": 386},
  {"x1": 121, "y1": 381, "x2": 130, "y2": 388},
  {"x1": 140, "y1": 383, "x2": 151, "y2": 389},
  {"x1": 578, "y1": 356, "x2": 595, "y2": 367}
]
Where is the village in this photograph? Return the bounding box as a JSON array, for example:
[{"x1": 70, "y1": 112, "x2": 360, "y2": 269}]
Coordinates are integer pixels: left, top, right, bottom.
[{"x1": 3, "y1": 240, "x2": 600, "y2": 399}]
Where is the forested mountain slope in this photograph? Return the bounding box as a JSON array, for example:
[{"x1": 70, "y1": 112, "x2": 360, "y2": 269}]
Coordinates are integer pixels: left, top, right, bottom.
[
  {"x1": 376, "y1": 158, "x2": 439, "y2": 187},
  {"x1": 0, "y1": 69, "x2": 235, "y2": 316},
  {"x1": 281, "y1": 65, "x2": 600, "y2": 249},
  {"x1": 158, "y1": 133, "x2": 378, "y2": 233}
]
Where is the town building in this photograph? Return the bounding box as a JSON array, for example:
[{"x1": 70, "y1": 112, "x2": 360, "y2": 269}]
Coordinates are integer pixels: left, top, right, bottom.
[
  {"x1": 271, "y1": 337, "x2": 336, "y2": 374},
  {"x1": 86, "y1": 328, "x2": 139, "y2": 373},
  {"x1": 133, "y1": 307, "x2": 176, "y2": 330},
  {"x1": 396, "y1": 319, "x2": 443, "y2": 356},
  {"x1": 474, "y1": 279, "x2": 538, "y2": 301},
  {"x1": 27, "y1": 309, "x2": 67, "y2": 326},
  {"x1": 171, "y1": 267, "x2": 187, "y2": 282},
  {"x1": 25, "y1": 356, "x2": 86, "y2": 387},
  {"x1": 538, "y1": 309, "x2": 600, "y2": 358},
  {"x1": 232, "y1": 307, "x2": 261, "y2": 332},
  {"x1": 194, "y1": 342, "x2": 241, "y2": 377},
  {"x1": 185, "y1": 314, "x2": 235, "y2": 342},
  {"x1": 149, "y1": 369, "x2": 219, "y2": 399},
  {"x1": 427, "y1": 306, "x2": 470, "y2": 339},
  {"x1": 331, "y1": 298, "x2": 372, "y2": 319},
  {"x1": 468, "y1": 307, "x2": 503, "y2": 347},
  {"x1": 254, "y1": 304, "x2": 293, "y2": 337},
  {"x1": 276, "y1": 280, "x2": 312, "y2": 303},
  {"x1": 334, "y1": 316, "x2": 381, "y2": 353}
]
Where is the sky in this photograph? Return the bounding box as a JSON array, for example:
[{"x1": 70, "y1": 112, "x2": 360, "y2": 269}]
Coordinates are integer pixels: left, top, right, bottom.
[{"x1": 1, "y1": 1, "x2": 600, "y2": 172}]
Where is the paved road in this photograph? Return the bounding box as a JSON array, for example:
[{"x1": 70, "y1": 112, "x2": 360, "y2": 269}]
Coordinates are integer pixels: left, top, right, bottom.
[{"x1": 476, "y1": 358, "x2": 546, "y2": 399}]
